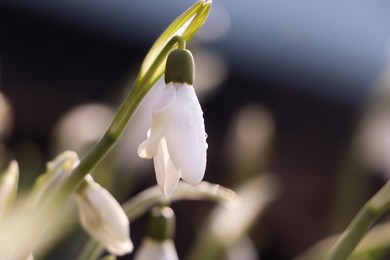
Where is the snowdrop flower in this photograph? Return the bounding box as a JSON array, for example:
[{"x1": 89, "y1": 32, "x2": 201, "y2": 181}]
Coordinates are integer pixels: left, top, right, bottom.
[
  {"x1": 134, "y1": 207, "x2": 178, "y2": 260},
  {"x1": 76, "y1": 175, "x2": 133, "y2": 256},
  {"x1": 138, "y1": 47, "x2": 207, "y2": 197}
]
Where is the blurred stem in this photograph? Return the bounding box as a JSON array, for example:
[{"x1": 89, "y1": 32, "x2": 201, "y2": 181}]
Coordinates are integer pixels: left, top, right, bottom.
[
  {"x1": 295, "y1": 221, "x2": 390, "y2": 260},
  {"x1": 330, "y1": 144, "x2": 369, "y2": 233},
  {"x1": 326, "y1": 181, "x2": 390, "y2": 260}
]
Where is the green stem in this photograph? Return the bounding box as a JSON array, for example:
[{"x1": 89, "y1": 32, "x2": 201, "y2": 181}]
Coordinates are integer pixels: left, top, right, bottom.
[
  {"x1": 326, "y1": 181, "x2": 390, "y2": 260},
  {"x1": 59, "y1": 133, "x2": 116, "y2": 198},
  {"x1": 325, "y1": 207, "x2": 377, "y2": 260}
]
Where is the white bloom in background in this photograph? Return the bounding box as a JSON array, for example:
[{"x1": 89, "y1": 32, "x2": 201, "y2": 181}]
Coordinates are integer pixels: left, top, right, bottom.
[
  {"x1": 76, "y1": 175, "x2": 133, "y2": 256},
  {"x1": 30, "y1": 151, "x2": 79, "y2": 207},
  {"x1": 0, "y1": 161, "x2": 19, "y2": 217},
  {"x1": 134, "y1": 238, "x2": 178, "y2": 260},
  {"x1": 135, "y1": 206, "x2": 178, "y2": 260},
  {"x1": 138, "y1": 48, "x2": 207, "y2": 197}
]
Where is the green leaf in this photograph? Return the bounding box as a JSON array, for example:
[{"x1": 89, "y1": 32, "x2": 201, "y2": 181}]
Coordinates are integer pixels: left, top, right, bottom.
[{"x1": 138, "y1": 0, "x2": 210, "y2": 82}]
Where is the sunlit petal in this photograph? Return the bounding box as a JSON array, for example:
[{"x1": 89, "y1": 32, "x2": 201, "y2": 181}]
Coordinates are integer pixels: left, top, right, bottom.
[
  {"x1": 77, "y1": 177, "x2": 133, "y2": 256},
  {"x1": 165, "y1": 83, "x2": 207, "y2": 186},
  {"x1": 138, "y1": 85, "x2": 177, "y2": 159},
  {"x1": 154, "y1": 137, "x2": 180, "y2": 197},
  {"x1": 134, "y1": 238, "x2": 178, "y2": 260}
]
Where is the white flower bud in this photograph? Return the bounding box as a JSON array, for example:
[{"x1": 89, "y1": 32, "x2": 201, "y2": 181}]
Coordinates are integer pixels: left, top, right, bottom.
[
  {"x1": 76, "y1": 176, "x2": 133, "y2": 256},
  {"x1": 134, "y1": 238, "x2": 178, "y2": 260}
]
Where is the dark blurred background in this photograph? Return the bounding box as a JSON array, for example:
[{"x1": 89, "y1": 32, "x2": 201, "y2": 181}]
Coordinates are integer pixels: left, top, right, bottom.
[{"x1": 1, "y1": 0, "x2": 390, "y2": 259}]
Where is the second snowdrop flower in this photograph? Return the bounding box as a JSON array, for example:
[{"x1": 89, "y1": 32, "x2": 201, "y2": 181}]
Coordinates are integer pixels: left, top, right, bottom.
[
  {"x1": 138, "y1": 42, "x2": 208, "y2": 197},
  {"x1": 76, "y1": 175, "x2": 133, "y2": 256},
  {"x1": 134, "y1": 207, "x2": 178, "y2": 260}
]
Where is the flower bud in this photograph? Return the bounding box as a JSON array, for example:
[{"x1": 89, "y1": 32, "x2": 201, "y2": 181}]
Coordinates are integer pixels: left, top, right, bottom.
[
  {"x1": 134, "y1": 207, "x2": 178, "y2": 260},
  {"x1": 147, "y1": 206, "x2": 175, "y2": 241},
  {"x1": 76, "y1": 175, "x2": 133, "y2": 256}
]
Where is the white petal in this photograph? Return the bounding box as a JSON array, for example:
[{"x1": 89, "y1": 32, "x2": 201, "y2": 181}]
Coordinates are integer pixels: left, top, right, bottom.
[
  {"x1": 153, "y1": 137, "x2": 180, "y2": 197},
  {"x1": 134, "y1": 239, "x2": 178, "y2": 260},
  {"x1": 138, "y1": 85, "x2": 177, "y2": 159},
  {"x1": 77, "y1": 180, "x2": 133, "y2": 256},
  {"x1": 165, "y1": 83, "x2": 207, "y2": 186}
]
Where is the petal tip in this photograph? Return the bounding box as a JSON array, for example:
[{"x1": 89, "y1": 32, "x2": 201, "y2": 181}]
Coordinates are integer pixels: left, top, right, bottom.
[
  {"x1": 109, "y1": 239, "x2": 134, "y2": 256},
  {"x1": 157, "y1": 179, "x2": 178, "y2": 198},
  {"x1": 123, "y1": 240, "x2": 134, "y2": 254},
  {"x1": 183, "y1": 173, "x2": 204, "y2": 187},
  {"x1": 180, "y1": 165, "x2": 206, "y2": 187},
  {"x1": 137, "y1": 141, "x2": 154, "y2": 159}
]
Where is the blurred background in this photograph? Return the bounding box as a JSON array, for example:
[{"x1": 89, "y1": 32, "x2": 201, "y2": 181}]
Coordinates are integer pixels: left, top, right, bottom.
[{"x1": 1, "y1": 0, "x2": 390, "y2": 259}]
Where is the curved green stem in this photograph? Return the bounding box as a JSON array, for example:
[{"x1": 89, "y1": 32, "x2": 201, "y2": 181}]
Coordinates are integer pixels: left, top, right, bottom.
[
  {"x1": 78, "y1": 182, "x2": 238, "y2": 260},
  {"x1": 326, "y1": 181, "x2": 390, "y2": 260}
]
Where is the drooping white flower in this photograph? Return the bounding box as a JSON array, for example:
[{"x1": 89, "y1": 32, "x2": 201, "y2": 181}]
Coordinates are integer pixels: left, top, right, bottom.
[
  {"x1": 134, "y1": 238, "x2": 178, "y2": 260},
  {"x1": 76, "y1": 175, "x2": 133, "y2": 256},
  {"x1": 138, "y1": 82, "x2": 207, "y2": 196},
  {"x1": 138, "y1": 48, "x2": 207, "y2": 197}
]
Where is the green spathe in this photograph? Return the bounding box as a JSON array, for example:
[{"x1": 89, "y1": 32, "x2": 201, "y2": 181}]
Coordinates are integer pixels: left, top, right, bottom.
[
  {"x1": 147, "y1": 206, "x2": 176, "y2": 241},
  {"x1": 165, "y1": 49, "x2": 195, "y2": 85}
]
